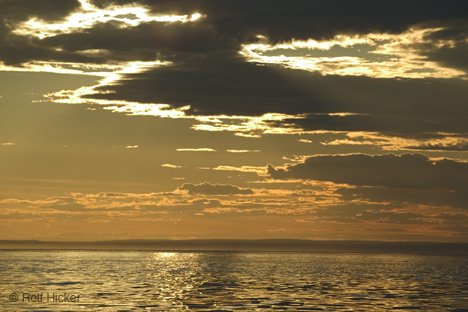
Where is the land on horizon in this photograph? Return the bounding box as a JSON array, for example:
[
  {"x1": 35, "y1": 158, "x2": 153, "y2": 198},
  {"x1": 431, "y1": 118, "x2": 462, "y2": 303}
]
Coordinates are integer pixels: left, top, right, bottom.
[{"x1": 1, "y1": 239, "x2": 467, "y2": 254}]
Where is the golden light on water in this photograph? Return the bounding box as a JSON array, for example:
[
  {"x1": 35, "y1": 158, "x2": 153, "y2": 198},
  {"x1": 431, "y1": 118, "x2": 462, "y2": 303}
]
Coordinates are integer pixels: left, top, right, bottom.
[{"x1": 153, "y1": 252, "x2": 178, "y2": 259}]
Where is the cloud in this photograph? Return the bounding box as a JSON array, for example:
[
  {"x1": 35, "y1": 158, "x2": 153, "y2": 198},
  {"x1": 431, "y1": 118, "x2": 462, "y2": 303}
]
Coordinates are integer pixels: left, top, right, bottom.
[
  {"x1": 179, "y1": 183, "x2": 253, "y2": 195},
  {"x1": 2, "y1": 188, "x2": 467, "y2": 239},
  {"x1": 176, "y1": 147, "x2": 216, "y2": 152},
  {"x1": 420, "y1": 23, "x2": 468, "y2": 73},
  {"x1": 269, "y1": 153, "x2": 468, "y2": 209},
  {"x1": 84, "y1": 60, "x2": 468, "y2": 138},
  {"x1": 226, "y1": 149, "x2": 260, "y2": 153},
  {"x1": 37, "y1": 18, "x2": 223, "y2": 63},
  {"x1": 0, "y1": 196, "x2": 87, "y2": 219},
  {"x1": 0, "y1": 0, "x2": 208, "y2": 65},
  {"x1": 338, "y1": 186, "x2": 468, "y2": 210},
  {"x1": 320, "y1": 132, "x2": 468, "y2": 151},
  {"x1": 406, "y1": 140, "x2": 468, "y2": 151},
  {"x1": 161, "y1": 163, "x2": 182, "y2": 169},
  {"x1": 92, "y1": 0, "x2": 468, "y2": 41},
  {"x1": 1, "y1": 0, "x2": 466, "y2": 73},
  {"x1": 2, "y1": 0, "x2": 467, "y2": 73},
  {"x1": 13, "y1": 2, "x2": 203, "y2": 39},
  {"x1": 268, "y1": 153, "x2": 468, "y2": 190},
  {"x1": 311, "y1": 203, "x2": 423, "y2": 224},
  {"x1": 0, "y1": 0, "x2": 80, "y2": 21},
  {"x1": 209, "y1": 165, "x2": 265, "y2": 175},
  {"x1": 241, "y1": 28, "x2": 465, "y2": 79},
  {"x1": 1, "y1": 0, "x2": 467, "y2": 141}
]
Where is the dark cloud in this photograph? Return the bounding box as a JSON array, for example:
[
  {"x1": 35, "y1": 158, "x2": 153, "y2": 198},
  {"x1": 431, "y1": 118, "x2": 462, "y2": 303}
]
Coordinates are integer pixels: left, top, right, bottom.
[
  {"x1": 407, "y1": 141, "x2": 468, "y2": 151},
  {"x1": 1, "y1": 0, "x2": 467, "y2": 138},
  {"x1": 40, "y1": 20, "x2": 235, "y2": 62},
  {"x1": 86, "y1": 59, "x2": 312, "y2": 115},
  {"x1": 313, "y1": 203, "x2": 424, "y2": 224},
  {"x1": 0, "y1": 0, "x2": 95, "y2": 65},
  {"x1": 92, "y1": 0, "x2": 468, "y2": 41},
  {"x1": 0, "y1": 0, "x2": 80, "y2": 21},
  {"x1": 269, "y1": 153, "x2": 468, "y2": 209},
  {"x1": 0, "y1": 35, "x2": 101, "y2": 66},
  {"x1": 21, "y1": 0, "x2": 467, "y2": 66},
  {"x1": 2, "y1": 0, "x2": 467, "y2": 65},
  {"x1": 268, "y1": 153, "x2": 468, "y2": 190},
  {"x1": 179, "y1": 182, "x2": 253, "y2": 195},
  {"x1": 421, "y1": 23, "x2": 468, "y2": 72},
  {"x1": 89, "y1": 64, "x2": 468, "y2": 137},
  {"x1": 338, "y1": 186, "x2": 468, "y2": 209}
]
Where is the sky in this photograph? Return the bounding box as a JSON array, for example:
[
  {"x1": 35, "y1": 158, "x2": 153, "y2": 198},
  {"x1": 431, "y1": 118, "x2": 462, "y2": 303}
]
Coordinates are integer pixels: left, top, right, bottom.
[{"x1": 0, "y1": 0, "x2": 467, "y2": 242}]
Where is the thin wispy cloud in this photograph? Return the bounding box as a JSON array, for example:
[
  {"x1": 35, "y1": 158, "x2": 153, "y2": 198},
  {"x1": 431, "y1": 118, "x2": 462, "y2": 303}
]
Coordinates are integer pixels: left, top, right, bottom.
[{"x1": 176, "y1": 148, "x2": 216, "y2": 152}]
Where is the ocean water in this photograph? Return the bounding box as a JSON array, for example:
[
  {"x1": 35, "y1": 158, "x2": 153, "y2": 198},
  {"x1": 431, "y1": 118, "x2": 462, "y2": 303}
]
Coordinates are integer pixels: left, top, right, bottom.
[{"x1": 0, "y1": 251, "x2": 467, "y2": 311}]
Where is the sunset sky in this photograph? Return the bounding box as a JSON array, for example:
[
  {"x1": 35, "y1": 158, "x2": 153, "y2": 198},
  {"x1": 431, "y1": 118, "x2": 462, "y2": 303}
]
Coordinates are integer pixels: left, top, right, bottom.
[{"x1": 0, "y1": 0, "x2": 467, "y2": 241}]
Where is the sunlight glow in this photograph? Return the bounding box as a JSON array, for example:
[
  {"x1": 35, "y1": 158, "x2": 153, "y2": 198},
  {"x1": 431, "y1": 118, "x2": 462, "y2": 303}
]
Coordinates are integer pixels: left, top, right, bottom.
[
  {"x1": 191, "y1": 113, "x2": 310, "y2": 138},
  {"x1": 0, "y1": 54, "x2": 314, "y2": 135},
  {"x1": 13, "y1": 0, "x2": 204, "y2": 39},
  {"x1": 321, "y1": 131, "x2": 468, "y2": 151},
  {"x1": 241, "y1": 28, "x2": 465, "y2": 79},
  {"x1": 35, "y1": 59, "x2": 190, "y2": 119},
  {"x1": 176, "y1": 148, "x2": 217, "y2": 152},
  {"x1": 226, "y1": 149, "x2": 260, "y2": 153}
]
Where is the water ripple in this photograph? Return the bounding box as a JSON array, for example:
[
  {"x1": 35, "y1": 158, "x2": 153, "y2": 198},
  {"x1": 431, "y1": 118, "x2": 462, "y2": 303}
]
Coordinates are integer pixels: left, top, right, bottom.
[{"x1": 0, "y1": 251, "x2": 467, "y2": 311}]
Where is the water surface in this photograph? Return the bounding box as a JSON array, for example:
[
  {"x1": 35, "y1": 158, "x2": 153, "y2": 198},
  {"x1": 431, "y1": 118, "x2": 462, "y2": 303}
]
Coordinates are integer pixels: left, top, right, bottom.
[{"x1": 0, "y1": 251, "x2": 467, "y2": 311}]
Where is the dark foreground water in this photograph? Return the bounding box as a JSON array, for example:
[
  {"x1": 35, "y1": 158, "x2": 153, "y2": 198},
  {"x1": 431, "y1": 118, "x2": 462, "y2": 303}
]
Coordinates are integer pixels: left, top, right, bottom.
[{"x1": 0, "y1": 251, "x2": 467, "y2": 311}]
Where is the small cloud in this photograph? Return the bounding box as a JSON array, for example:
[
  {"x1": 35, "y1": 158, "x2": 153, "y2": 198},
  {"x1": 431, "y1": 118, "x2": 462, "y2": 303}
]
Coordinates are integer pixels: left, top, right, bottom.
[
  {"x1": 298, "y1": 139, "x2": 313, "y2": 143},
  {"x1": 1, "y1": 142, "x2": 15, "y2": 146},
  {"x1": 212, "y1": 165, "x2": 266, "y2": 175},
  {"x1": 267, "y1": 227, "x2": 291, "y2": 233},
  {"x1": 321, "y1": 139, "x2": 374, "y2": 146},
  {"x1": 226, "y1": 149, "x2": 260, "y2": 153},
  {"x1": 179, "y1": 182, "x2": 254, "y2": 195},
  {"x1": 125, "y1": 145, "x2": 139, "y2": 149},
  {"x1": 162, "y1": 163, "x2": 182, "y2": 169},
  {"x1": 176, "y1": 148, "x2": 216, "y2": 152}
]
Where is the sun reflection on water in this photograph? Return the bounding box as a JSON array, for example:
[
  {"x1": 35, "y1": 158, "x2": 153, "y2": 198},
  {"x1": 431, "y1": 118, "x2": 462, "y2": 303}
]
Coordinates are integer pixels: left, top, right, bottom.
[{"x1": 0, "y1": 251, "x2": 466, "y2": 311}]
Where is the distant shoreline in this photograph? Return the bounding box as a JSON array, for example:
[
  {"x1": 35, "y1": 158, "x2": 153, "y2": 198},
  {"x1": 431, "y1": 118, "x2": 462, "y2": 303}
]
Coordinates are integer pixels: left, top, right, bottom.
[{"x1": 1, "y1": 239, "x2": 467, "y2": 254}]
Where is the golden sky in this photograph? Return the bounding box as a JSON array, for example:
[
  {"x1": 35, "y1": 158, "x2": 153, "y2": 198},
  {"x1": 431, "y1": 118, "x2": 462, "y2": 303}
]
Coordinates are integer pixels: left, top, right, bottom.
[{"x1": 1, "y1": 0, "x2": 467, "y2": 241}]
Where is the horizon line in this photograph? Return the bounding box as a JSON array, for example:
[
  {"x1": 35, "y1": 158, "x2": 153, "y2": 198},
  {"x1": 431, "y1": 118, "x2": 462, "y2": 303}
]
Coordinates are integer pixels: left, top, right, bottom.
[
  {"x1": 1, "y1": 239, "x2": 467, "y2": 254},
  {"x1": 1, "y1": 238, "x2": 468, "y2": 243}
]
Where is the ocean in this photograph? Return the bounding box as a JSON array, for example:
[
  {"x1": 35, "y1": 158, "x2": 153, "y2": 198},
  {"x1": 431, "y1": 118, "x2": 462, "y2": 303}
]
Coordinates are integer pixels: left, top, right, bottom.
[{"x1": 0, "y1": 251, "x2": 467, "y2": 311}]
